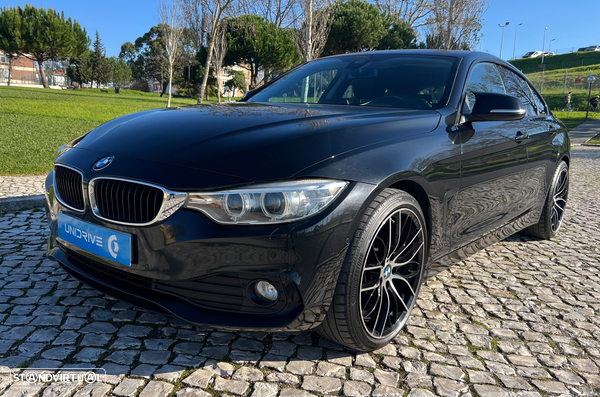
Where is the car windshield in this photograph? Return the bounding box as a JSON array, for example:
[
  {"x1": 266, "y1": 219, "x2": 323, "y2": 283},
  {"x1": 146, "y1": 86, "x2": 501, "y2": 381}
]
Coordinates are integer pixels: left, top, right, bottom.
[{"x1": 247, "y1": 53, "x2": 457, "y2": 110}]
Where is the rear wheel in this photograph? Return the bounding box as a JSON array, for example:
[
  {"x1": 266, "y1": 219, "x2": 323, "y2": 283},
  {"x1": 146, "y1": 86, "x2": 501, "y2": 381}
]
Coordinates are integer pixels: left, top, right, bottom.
[
  {"x1": 317, "y1": 189, "x2": 426, "y2": 351},
  {"x1": 523, "y1": 160, "x2": 569, "y2": 239}
]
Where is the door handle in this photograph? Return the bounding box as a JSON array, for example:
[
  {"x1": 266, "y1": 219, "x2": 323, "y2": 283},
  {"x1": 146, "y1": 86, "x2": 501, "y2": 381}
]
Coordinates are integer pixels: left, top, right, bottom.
[{"x1": 514, "y1": 131, "x2": 529, "y2": 143}]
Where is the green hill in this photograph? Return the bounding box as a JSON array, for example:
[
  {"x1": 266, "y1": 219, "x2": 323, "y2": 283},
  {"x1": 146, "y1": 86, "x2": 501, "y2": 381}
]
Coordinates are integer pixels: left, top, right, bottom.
[{"x1": 510, "y1": 51, "x2": 600, "y2": 74}]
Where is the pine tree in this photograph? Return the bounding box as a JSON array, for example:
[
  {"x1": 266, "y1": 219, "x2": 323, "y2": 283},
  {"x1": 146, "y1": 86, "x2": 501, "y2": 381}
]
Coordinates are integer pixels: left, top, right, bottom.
[
  {"x1": 0, "y1": 5, "x2": 89, "y2": 88},
  {"x1": 91, "y1": 31, "x2": 112, "y2": 88}
]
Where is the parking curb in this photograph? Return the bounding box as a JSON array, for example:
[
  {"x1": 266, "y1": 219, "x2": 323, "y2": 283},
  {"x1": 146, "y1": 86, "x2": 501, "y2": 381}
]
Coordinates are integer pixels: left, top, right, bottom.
[{"x1": 0, "y1": 194, "x2": 45, "y2": 212}]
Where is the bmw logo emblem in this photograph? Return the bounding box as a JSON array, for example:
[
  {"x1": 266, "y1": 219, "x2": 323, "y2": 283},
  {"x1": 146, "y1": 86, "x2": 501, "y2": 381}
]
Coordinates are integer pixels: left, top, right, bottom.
[
  {"x1": 93, "y1": 156, "x2": 114, "y2": 171},
  {"x1": 384, "y1": 266, "x2": 391, "y2": 278}
]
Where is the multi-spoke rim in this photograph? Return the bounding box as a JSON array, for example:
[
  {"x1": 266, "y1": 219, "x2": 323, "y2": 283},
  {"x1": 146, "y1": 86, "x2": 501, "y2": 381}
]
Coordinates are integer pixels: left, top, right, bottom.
[
  {"x1": 551, "y1": 165, "x2": 569, "y2": 233},
  {"x1": 359, "y1": 208, "x2": 425, "y2": 339}
]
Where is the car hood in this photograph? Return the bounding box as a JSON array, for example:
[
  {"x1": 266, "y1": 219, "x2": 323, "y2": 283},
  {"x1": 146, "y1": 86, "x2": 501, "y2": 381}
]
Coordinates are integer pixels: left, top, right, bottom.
[{"x1": 65, "y1": 102, "x2": 441, "y2": 183}]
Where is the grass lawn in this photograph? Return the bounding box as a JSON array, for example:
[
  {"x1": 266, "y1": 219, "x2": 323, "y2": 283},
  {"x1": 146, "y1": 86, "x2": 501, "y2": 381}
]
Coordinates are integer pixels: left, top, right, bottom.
[
  {"x1": 0, "y1": 86, "x2": 221, "y2": 175},
  {"x1": 553, "y1": 110, "x2": 600, "y2": 131},
  {"x1": 1, "y1": 85, "x2": 599, "y2": 175}
]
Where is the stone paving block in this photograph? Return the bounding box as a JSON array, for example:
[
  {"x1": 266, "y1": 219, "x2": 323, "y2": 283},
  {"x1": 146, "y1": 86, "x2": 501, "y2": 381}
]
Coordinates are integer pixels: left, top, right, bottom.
[
  {"x1": 175, "y1": 388, "x2": 212, "y2": 397},
  {"x1": 138, "y1": 380, "x2": 174, "y2": 397},
  {"x1": 214, "y1": 376, "x2": 249, "y2": 395},
  {"x1": 153, "y1": 365, "x2": 185, "y2": 382},
  {"x1": 182, "y1": 369, "x2": 213, "y2": 389},
  {"x1": 232, "y1": 366, "x2": 264, "y2": 382},
  {"x1": 301, "y1": 376, "x2": 341, "y2": 394},
  {"x1": 72, "y1": 383, "x2": 112, "y2": 396},
  {"x1": 112, "y1": 378, "x2": 146, "y2": 397}
]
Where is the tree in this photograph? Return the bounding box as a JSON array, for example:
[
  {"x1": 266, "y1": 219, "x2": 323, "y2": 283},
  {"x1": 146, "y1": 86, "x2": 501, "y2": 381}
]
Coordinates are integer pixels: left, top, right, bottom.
[
  {"x1": 374, "y1": 0, "x2": 432, "y2": 28},
  {"x1": 0, "y1": 7, "x2": 21, "y2": 86},
  {"x1": 376, "y1": 19, "x2": 418, "y2": 50},
  {"x1": 425, "y1": 0, "x2": 488, "y2": 50},
  {"x1": 292, "y1": 0, "x2": 333, "y2": 63},
  {"x1": 91, "y1": 31, "x2": 112, "y2": 87},
  {"x1": 109, "y1": 56, "x2": 132, "y2": 87},
  {"x1": 67, "y1": 51, "x2": 93, "y2": 87},
  {"x1": 211, "y1": 21, "x2": 228, "y2": 102},
  {"x1": 0, "y1": 5, "x2": 89, "y2": 88},
  {"x1": 224, "y1": 69, "x2": 246, "y2": 97},
  {"x1": 121, "y1": 26, "x2": 170, "y2": 94},
  {"x1": 159, "y1": 0, "x2": 185, "y2": 107},
  {"x1": 182, "y1": 0, "x2": 238, "y2": 104},
  {"x1": 225, "y1": 14, "x2": 300, "y2": 89},
  {"x1": 322, "y1": 0, "x2": 390, "y2": 55},
  {"x1": 239, "y1": 0, "x2": 299, "y2": 28}
]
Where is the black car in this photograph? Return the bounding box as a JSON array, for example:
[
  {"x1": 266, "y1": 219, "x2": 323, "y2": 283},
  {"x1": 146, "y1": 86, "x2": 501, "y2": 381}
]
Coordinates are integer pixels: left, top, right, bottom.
[{"x1": 45, "y1": 50, "x2": 569, "y2": 351}]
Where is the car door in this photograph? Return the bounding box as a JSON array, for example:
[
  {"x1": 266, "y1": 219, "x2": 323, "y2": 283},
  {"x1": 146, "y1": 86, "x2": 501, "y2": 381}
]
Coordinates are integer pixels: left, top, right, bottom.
[
  {"x1": 496, "y1": 66, "x2": 555, "y2": 213},
  {"x1": 521, "y1": 81, "x2": 565, "y2": 207},
  {"x1": 451, "y1": 62, "x2": 528, "y2": 249}
]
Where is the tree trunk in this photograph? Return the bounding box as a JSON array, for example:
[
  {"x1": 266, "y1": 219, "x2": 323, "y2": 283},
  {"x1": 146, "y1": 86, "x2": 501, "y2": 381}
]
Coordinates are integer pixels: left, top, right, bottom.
[
  {"x1": 38, "y1": 60, "x2": 49, "y2": 88},
  {"x1": 198, "y1": 35, "x2": 216, "y2": 104},
  {"x1": 216, "y1": 66, "x2": 221, "y2": 102},
  {"x1": 167, "y1": 62, "x2": 173, "y2": 108},
  {"x1": 7, "y1": 57, "x2": 12, "y2": 86}
]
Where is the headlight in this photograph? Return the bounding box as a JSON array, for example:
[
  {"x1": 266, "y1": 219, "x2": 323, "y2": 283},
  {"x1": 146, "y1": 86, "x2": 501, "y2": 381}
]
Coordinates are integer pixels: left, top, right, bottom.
[{"x1": 185, "y1": 179, "x2": 348, "y2": 224}]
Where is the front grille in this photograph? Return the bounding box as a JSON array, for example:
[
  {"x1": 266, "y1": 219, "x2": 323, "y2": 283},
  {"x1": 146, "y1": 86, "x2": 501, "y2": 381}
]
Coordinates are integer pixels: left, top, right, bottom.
[
  {"x1": 92, "y1": 179, "x2": 164, "y2": 224},
  {"x1": 54, "y1": 165, "x2": 85, "y2": 211},
  {"x1": 63, "y1": 247, "x2": 286, "y2": 314}
]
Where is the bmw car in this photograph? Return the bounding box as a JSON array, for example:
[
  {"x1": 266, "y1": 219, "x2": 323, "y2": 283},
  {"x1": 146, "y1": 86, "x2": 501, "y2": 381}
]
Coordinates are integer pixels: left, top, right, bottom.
[{"x1": 45, "y1": 50, "x2": 569, "y2": 351}]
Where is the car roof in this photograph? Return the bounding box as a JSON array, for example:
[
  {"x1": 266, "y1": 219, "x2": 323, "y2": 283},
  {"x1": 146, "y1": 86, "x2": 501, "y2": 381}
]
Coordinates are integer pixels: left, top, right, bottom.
[{"x1": 319, "y1": 49, "x2": 505, "y2": 64}]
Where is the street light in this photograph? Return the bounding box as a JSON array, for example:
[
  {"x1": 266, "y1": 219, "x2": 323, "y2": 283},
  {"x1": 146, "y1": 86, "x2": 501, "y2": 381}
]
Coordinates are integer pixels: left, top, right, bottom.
[
  {"x1": 586, "y1": 74, "x2": 596, "y2": 121},
  {"x1": 512, "y1": 23, "x2": 522, "y2": 60},
  {"x1": 541, "y1": 27, "x2": 548, "y2": 65},
  {"x1": 480, "y1": 34, "x2": 484, "y2": 51},
  {"x1": 548, "y1": 38, "x2": 556, "y2": 55},
  {"x1": 498, "y1": 22, "x2": 509, "y2": 58}
]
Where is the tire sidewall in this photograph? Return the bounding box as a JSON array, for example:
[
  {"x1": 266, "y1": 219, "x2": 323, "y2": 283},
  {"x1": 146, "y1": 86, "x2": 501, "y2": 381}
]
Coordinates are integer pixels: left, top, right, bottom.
[
  {"x1": 543, "y1": 161, "x2": 569, "y2": 238},
  {"x1": 344, "y1": 189, "x2": 427, "y2": 350}
]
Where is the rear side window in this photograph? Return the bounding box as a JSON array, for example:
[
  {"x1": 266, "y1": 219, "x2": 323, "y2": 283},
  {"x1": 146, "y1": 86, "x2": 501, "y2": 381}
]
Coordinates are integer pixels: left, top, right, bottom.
[
  {"x1": 497, "y1": 66, "x2": 537, "y2": 116},
  {"x1": 463, "y1": 63, "x2": 505, "y2": 113}
]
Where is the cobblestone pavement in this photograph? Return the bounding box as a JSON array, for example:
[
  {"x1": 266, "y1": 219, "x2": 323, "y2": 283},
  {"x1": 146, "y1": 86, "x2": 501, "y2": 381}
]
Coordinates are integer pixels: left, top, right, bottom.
[
  {"x1": 0, "y1": 146, "x2": 599, "y2": 397},
  {"x1": 0, "y1": 176, "x2": 45, "y2": 199}
]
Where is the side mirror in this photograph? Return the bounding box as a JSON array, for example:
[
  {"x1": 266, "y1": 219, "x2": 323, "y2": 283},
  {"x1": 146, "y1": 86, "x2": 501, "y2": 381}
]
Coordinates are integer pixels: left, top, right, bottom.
[{"x1": 464, "y1": 92, "x2": 526, "y2": 123}]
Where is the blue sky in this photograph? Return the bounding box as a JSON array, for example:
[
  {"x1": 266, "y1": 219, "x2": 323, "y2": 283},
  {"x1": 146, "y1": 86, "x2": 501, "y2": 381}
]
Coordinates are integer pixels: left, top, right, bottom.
[{"x1": 1, "y1": 0, "x2": 596, "y2": 60}]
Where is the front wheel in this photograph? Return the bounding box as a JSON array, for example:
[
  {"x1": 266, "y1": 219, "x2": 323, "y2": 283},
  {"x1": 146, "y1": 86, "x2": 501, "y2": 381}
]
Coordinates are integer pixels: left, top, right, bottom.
[
  {"x1": 317, "y1": 189, "x2": 427, "y2": 351},
  {"x1": 522, "y1": 160, "x2": 569, "y2": 239}
]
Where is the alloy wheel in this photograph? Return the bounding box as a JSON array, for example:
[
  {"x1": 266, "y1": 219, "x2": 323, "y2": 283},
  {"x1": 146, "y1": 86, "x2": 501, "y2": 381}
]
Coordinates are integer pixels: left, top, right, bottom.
[
  {"x1": 551, "y1": 166, "x2": 569, "y2": 233},
  {"x1": 359, "y1": 208, "x2": 424, "y2": 338}
]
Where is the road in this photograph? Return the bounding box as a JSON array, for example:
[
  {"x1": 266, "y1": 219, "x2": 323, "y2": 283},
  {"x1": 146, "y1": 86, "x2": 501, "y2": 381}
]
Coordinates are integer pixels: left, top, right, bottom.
[{"x1": 0, "y1": 146, "x2": 598, "y2": 396}]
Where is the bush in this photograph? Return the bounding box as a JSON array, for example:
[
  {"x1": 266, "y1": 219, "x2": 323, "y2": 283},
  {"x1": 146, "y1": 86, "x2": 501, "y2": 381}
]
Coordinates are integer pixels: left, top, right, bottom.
[{"x1": 130, "y1": 79, "x2": 150, "y2": 92}]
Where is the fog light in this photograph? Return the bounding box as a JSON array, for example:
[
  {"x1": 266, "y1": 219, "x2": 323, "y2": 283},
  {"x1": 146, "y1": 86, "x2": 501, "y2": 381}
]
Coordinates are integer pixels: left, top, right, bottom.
[{"x1": 255, "y1": 281, "x2": 278, "y2": 302}]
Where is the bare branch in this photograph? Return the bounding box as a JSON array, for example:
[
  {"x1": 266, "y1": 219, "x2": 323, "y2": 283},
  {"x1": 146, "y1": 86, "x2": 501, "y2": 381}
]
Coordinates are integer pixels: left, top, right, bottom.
[
  {"x1": 158, "y1": 0, "x2": 185, "y2": 107},
  {"x1": 292, "y1": 0, "x2": 333, "y2": 62}
]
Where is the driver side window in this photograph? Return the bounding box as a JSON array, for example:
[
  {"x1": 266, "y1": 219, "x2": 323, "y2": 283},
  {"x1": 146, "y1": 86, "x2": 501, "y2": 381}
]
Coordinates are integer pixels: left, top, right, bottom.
[{"x1": 463, "y1": 63, "x2": 506, "y2": 114}]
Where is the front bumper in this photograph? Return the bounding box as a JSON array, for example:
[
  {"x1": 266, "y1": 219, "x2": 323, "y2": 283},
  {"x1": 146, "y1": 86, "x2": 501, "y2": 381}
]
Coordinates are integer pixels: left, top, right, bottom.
[{"x1": 46, "y1": 171, "x2": 377, "y2": 331}]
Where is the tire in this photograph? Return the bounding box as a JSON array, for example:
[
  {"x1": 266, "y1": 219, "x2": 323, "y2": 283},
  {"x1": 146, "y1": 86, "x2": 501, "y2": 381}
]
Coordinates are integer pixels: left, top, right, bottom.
[
  {"x1": 522, "y1": 161, "x2": 569, "y2": 240},
  {"x1": 317, "y1": 189, "x2": 427, "y2": 351}
]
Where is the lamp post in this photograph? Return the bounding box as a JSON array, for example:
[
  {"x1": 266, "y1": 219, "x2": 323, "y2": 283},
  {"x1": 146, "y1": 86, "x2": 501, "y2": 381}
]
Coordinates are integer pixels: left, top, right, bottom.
[
  {"x1": 586, "y1": 75, "x2": 596, "y2": 121},
  {"x1": 541, "y1": 27, "x2": 548, "y2": 65},
  {"x1": 512, "y1": 23, "x2": 522, "y2": 60},
  {"x1": 480, "y1": 34, "x2": 484, "y2": 51},
  {"x1": 498, "y1": 22, "x2": 509, "y2": 58},
  {"x1": 548, "y1": 38, "x2": 556, "y2": 55}
]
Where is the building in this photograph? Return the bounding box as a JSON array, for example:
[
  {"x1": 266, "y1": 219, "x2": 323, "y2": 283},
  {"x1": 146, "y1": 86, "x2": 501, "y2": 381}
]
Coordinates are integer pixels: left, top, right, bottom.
[{"x1": 0, "y1": 51, "x2": 42, "y2": 86}]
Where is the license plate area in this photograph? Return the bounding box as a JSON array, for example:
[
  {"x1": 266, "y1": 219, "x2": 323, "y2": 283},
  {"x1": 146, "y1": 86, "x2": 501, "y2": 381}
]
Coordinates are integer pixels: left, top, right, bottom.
[{"x1": 57, "y1": 212, "x2": 132, "y2": 267}]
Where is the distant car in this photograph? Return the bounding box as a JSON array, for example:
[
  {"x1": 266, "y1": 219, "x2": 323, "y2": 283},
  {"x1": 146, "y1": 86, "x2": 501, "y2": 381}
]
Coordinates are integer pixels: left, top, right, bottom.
[
  {"x1": 578, "y1": 47, "x2": 587, "y2": 52},
  {"x1": 544, "y1": 51, "x2": 555, "y2": 56},
  {"x1": 584, "y1": 46, "x2": 600, "y2": 52},
  {"x1": 46, "y1": 50, "x2": 570, "y2": 351},
  {"x1": 523, "y1": 51, "x2": 543, "y2": 58}
]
